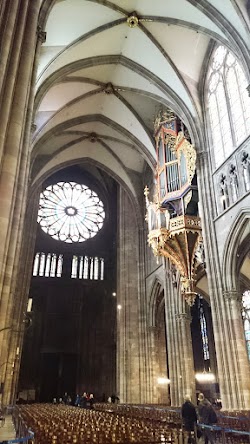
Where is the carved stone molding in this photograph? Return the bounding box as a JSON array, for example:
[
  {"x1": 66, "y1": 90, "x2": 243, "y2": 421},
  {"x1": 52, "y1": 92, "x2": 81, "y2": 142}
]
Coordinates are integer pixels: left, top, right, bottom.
[
  {"x1": 223, "y1": 290, "x2": 241, "y2": 303},
  {"x1": 196, "y1": 151, "x2": 209, "y2": 167},
  {"x1": 89, "y1": 132, "x2": 97, "y2": 143},
  {"x1": 37, "y1": 25, "x2": 46, "y2": 43},
  {"x1": 127, "y1": 13, "x2": 139, "y2": 28},
  {"x1": 31, "y1": 123, "x2": 37, "y2": 133},
  {"x1": 175, "y1": 312, "x2": 191, "y2": 323},
  {"x1": 247, "y1": 84, "x2": 250, "y2": 97},
  {"x1": 104, "y1": 82, "x2": 115, "y2": 94}
]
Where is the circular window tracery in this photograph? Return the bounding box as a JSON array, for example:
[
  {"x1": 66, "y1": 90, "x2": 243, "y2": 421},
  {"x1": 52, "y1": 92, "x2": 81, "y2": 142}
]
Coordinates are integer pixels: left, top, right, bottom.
[{"x1": 37, "y1": 182, "x2": 105, "y2": 243}]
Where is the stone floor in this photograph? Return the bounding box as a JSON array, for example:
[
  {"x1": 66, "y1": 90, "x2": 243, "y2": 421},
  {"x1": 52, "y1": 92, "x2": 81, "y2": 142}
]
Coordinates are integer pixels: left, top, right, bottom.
[{"x1": 0, "y1": 415, "x2": 16, "y2": 441}]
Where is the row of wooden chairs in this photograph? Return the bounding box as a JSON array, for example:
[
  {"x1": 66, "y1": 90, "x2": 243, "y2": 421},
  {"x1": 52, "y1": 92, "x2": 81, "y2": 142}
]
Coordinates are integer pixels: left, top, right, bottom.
[
  {"x1": 16, "y1": 404, "x2": 184, "y2": 444},
  {"x1": 95, "y1": 403, "x2": 250, "y2": 443},
  {"x1": 96, "y1": 404, "x2": 181, "y2": 426},
  {"x1": 15, "y1": 403, "x2": 250, "y2": 444}
]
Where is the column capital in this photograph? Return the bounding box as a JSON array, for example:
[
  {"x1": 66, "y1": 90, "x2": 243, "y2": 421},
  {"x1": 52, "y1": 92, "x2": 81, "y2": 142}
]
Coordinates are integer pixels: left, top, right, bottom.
[
  {"x1": 196, "y1": 151, "x2": 209, "y2": 164},
  {"x1": 31, "y1": 123, "x2": 37, "y2": 133},
  {"x1": 37, "y1": 25, "x2": 46, "y2": 43},
  {"x1": 223, "y1": 290, "x2": 241, "y2": 303},
  {"x1": 148, "y1": 326, "x2": 159, "y2": 332}
]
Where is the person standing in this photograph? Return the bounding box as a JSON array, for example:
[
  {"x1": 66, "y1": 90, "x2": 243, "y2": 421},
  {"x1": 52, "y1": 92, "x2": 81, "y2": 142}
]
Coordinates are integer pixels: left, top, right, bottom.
[
  {"x1": 89, "y1": 394, "x2": 94, "y2": 409},
  {"x1": 181, "y1": 395, "x2": 197, "y2": 443},
  {"x1": 197, "y1": 393, "x2": 217, "y2": 444}
]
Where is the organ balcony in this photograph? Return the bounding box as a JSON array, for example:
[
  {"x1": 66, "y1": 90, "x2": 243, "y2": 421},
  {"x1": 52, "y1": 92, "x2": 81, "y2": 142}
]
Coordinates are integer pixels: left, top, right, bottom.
[{"x1": 145, "y1": 109, "x2": 203, "y2": 306}]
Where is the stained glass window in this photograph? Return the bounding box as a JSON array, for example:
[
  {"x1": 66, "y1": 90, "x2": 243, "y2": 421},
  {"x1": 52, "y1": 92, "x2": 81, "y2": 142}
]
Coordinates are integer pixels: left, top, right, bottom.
[
  {"x1": 33, "y1": 253, "x2": 104, "y2": 280},
  {"x1": 207, "y1": 46, "x2": 250, "y2": 167},
  {"x1": 199, "y1": 296, "x2": 210, "y2": 361},
  {"x1": 70, "y1": 255, "x2": 104, "y2": 280},
  {"x1": 37, "y1": 182, "x2": 105, "y2": 243},
  {"x1": 33, "y1": 252, "x2": 63, "y2": 277},
  {"x1": 242, "y1": 290, "x2": 250, "y2": 360}
]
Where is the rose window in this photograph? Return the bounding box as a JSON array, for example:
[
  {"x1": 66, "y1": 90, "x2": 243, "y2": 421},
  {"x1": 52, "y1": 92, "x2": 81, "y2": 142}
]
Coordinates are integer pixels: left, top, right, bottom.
[{"x1": 37, "y1": 182, "x2": 105, "y2": 243}]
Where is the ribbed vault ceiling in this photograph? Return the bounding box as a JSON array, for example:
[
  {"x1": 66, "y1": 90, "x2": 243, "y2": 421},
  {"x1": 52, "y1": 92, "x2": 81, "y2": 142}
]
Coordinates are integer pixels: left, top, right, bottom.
[{"x1": 32, "y1": 0, "x2": 250, "y2": 194}]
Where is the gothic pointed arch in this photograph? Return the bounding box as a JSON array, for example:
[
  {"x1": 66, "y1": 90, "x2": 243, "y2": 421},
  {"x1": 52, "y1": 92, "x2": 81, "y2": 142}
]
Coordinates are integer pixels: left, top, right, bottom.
[
  {"x1": 222, "y1": 208, "x2": 250, "y2": 292},
  {"x1": 148, "y1": 277, "x2": 164, "y2": 328}
]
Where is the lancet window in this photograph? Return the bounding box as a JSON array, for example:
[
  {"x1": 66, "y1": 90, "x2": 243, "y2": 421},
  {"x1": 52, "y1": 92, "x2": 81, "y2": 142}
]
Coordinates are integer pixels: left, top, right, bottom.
[
  {"x1": 71, "y1": 255, "x2": 104, "y2": 280},
  {"x1": 207, "y1": 46, "x2": 250, "y2": 168},
  {"x1": 33, "y1": 253, "x2": 104, "y2": 280},
  {"x1": 198, "y1": 296, "x2": 210, "y2": 361},
  {"x1": 242, "y1": 290, "x2": 250, "y2": 360},
  {"x1": 33, "y1": 252, "x2": 63, "y2": 277}
]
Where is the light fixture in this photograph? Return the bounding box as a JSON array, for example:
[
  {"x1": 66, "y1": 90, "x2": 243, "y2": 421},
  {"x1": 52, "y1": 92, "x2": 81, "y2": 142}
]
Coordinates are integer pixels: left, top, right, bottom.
[
  {"x1": 157, "y1": 377, "x2": 170, "y2": 385},
  {"x1": 195, "y1": 371, "x2": 215, "y2": 383},
  {"x1": 117, "y1": 304, "x2": 122, "y2": 310},
  {"x1": 112, "y1": 292, "x2": 116, "y2": 297},
  {"x1": 27, "y1": 298, "x2": 33, "y2": 313}
]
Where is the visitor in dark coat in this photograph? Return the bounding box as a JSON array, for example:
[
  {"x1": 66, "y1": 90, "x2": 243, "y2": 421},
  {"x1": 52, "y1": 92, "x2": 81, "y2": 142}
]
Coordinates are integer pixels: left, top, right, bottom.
[
  {"x1": 197, "y1": 393, "x2": 216, "y2": 444},
  {"x1": 182, "y1": 395, "x2": 197, "y2": 431}
]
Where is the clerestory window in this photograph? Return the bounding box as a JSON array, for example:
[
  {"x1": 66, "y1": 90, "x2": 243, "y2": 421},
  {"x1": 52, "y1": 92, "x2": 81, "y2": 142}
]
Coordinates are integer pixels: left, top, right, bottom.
[
  {"x1": 207, "y1": 46, "x2": 250, "y2": 168},
  {"x1": 33, "y1": 252, "x2": 63, "y2": 277},
  {"x1": 71, "y1": 255, "x2": 104, "y2": 280}
]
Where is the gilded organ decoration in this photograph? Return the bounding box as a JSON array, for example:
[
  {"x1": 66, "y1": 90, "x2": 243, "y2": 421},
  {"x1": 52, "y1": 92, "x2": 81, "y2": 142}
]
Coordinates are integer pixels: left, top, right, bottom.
[{"x1": 145, "y1": 108, "x2": 202, "y2": 306}]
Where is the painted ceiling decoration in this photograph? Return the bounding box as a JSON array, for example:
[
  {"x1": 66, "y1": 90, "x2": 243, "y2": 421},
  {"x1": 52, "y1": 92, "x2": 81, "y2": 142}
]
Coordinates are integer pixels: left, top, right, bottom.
[{"x1": 32, "y1": 0, "x2": 250, "y2": 196}]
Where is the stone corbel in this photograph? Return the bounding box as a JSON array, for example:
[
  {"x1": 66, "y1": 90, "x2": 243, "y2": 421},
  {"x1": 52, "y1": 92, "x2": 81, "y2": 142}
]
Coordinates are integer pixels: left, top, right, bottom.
[
  {"x1": 223, "y1": 290, "x2": 242, "y2": 308},
  {"x1": 31, "y1": 123, "x2": 37, "y2": 133},
  {"x1": 196, "y1": 151, "x2": 209, "y2": 168},
  {"x1": 175, "y1": 312, "x2": 191, "y2": 323},
  {"x1": 37, "y1": 25, "x2": 46, "y2": 43}
]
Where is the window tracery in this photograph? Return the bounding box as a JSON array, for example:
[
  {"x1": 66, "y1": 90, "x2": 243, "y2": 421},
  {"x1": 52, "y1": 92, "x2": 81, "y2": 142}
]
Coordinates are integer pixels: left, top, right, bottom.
[
  {"x1": 33, "y1": 252, "x2": 63, "y2": 277},
  {"x1": 207, "y1": 46, "x2": 250, "y2": 168},
  {"x1": 33, "y1": 253, "x2": 104, "y2": 280},
  {"x1": 37, "y1": 182, "x2": 105, "y2": 243},
  {"x1": 71, "y1": 255, "x2": 104, "y2": 280}
]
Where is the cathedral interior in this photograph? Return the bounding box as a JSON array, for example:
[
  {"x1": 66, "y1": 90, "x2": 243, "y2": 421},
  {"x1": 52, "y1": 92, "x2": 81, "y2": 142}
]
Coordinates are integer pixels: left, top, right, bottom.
[{"x1": 0, "y1": 0, "x2": 250, "y2": 441}]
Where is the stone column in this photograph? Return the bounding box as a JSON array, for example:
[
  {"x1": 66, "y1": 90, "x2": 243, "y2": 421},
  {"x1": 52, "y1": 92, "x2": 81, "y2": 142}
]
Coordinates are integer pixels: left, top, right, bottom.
[
  {"x1": 117, "y1": 187, "x2": 150, "y2": 403},
  {"x1": 164, "y1": 259, "x2": 195, "y2": 406},
  {"x1": 223, "y1": 290, "x2": 250, "y2": 408},
  {"x1": 0, "y1": 1, "x2": 43, "y2": 406},
  {"x1": 196, "y1": 150, "x2": 250, "y2": 409},
  {"x1": 1, "y1": 190, "x2": 40, "y2": 406},
  {"x1": 137, "y1": 227, "x2": 153, "y2": 403},
  {"x1": 147, "y1": 326, "x2": 161, "y2": 403},
  {"x1": 175, "y1": 312, "x2": 195, "y2": 403}
]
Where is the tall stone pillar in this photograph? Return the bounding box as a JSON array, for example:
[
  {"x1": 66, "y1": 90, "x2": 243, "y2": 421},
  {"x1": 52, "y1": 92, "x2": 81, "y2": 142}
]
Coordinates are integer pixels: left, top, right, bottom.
[
  {"x1": 0, "y1": 1, "x2": 43, "y2": 406},
  {"x1": 1, "y1": 190, "x2": 40, "y2": 406},
  {"x1": 117, "y1": 187, "x2": 149, "y2": 403},
  {"x1": 196, "y1": 150, "x2": 250, "y2": 409},
  {"x1": 223, "y1": 290, "x2": 250, "y2": 408},
  {"x1": 147, "y1": 326, "x2": 161, "y2": 403},
  {"x1": 164, "y1": 259, "x2": 195, "y2": 406}
]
